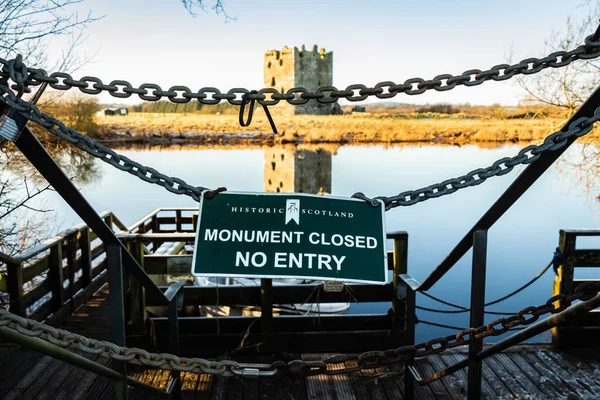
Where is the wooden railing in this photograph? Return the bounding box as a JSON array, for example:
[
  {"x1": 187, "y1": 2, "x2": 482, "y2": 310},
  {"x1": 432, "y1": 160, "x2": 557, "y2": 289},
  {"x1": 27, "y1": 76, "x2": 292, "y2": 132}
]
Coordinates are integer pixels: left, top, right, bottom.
[
  {"x1": 114, "y1": 208, "x2": 413, "y2": 355},
  {"x1": 0, "y1": 212, "x2": 127, "y2": 325},
  {"x1": 552, "y1": 229, "x2": 600, "y2": 347}
]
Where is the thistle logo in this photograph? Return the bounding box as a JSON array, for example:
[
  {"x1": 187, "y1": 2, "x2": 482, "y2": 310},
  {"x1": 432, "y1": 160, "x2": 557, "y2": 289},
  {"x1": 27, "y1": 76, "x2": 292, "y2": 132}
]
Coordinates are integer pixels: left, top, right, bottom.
[{"x1": 285, "y1": 199, "x2": 300, "y2": 225}]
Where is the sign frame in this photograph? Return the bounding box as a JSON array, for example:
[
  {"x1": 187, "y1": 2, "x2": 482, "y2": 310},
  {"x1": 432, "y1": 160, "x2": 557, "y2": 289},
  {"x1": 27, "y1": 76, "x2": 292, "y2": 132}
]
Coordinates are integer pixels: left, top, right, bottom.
[{"x1": 191, "y1": 191, "x2": 388, "y2": 285}]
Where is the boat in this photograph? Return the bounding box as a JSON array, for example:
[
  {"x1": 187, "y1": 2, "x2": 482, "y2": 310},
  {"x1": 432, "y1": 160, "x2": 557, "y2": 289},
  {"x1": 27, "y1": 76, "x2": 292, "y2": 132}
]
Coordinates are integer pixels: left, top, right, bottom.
[{"x1": 194, "y1": 276, "x2": 351, "y2": 316}]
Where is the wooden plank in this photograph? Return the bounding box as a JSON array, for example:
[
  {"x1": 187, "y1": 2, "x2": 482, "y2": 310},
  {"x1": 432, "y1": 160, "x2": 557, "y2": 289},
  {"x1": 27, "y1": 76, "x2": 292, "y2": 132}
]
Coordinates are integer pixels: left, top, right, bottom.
[
  {"x1": 29, "y1": 359, "x2": 80, "y2": 400},
  {"x1": 21, "y1": 280, "x2": 50, "y2": 308},
  {"x1": 258, "y1": 376, "x2": 278, "y2": 400},
  {"x1": 242, "y1": 375, "x2": 260, "y2": 400},
  {"x1": 439, "y1": 352, "x2": 495, "y2": 398},
  {"x1": 560, "y1": 229, "x2": 600, "y2": 236},
  {"x1": 493, "y1": 352, "x2": 546, "y2": 399},
  {"x1": 195, "y1": 373, "x2": 213, "y2": 400},
  {"x1": 56, "y1": 352, "x2": 111, "y2": 400},
  {"x1": 179, "y1": 371, "x2": 200, "y2": 400},
  {"x1": 483, "y1": 354, "x2": 530, "y2": 399},
  {"x1": 428, "y1": 355, "x2": 466, "y2": 397},
  {"x1": 378, "y1": 360, "x2": 404, "y2": 400},
  {"x1": 1, "y1": 355, "x2": 54, "y2": 399},
  {"x1": 302, "y1": 354, "x2": 333, "y2": 400},
  {"x1": 507, "y1": 352, "x2": 563, "y2": 398},
  {"x1": 21, "y1": 257, "x2": 49, "y2": 282},
  {"x1": 359, "y1": 364, "x2": 389, "y2": 400},
  {"x1": 211, "y1": 374, "x2": 229, "y2": 400},
  {"x1": 521, "y1": 350, "x2": 578, "y2": 398},
  {"x1": 147, "y1": 282, "x2": 394, "y2": 306},
  {"x1": 541, "y1": 350, "x2": 600, "y2": 395},
  {"x1": 571, "y1": 250, "x2": 600, "y2": 267},
  {"x1": 153, "y1": 315, "x2": 393, "y2": 334},
  {"x1": 415, "y1": 357, "x2": 458, "y2": 399}
]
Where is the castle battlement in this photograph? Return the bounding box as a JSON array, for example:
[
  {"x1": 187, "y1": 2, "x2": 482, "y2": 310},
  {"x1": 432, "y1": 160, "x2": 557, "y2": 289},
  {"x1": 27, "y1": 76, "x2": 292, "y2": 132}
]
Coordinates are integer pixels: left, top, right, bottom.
[{"x1": 264, "y1": 45, "x2": 337, "y2": 115}]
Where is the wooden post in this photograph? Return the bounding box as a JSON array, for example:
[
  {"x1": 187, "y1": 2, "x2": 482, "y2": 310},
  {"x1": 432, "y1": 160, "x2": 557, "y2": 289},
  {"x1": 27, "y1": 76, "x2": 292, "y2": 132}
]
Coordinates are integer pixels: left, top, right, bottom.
[
  {"x1": 66, "y1": 233, "x2": 77, "y2": 303},
  {"x1": 261, "y1": 278, "x2": 273, "y2": 345},
  {"x1": 128, "y1": 240, "x2": 146, "y2": 336},
  {"x1": 6, "y1": 260, "x2": 25, "y2": 316},
  {"x1": 175, "y1": 210, "x2": 182, "y2": 232},
  {"x1": 48, "y1": 242, "x2": 65, "y2": 313},
  {"x1": 468, "y1": 230, "x2": 488, "y2": 400},
  {"x1": 80, "y1": 228, "x2": 92, "y2": 288},
  {"x1": 552, "y1": 230, "x2": 576, "y2": 347},
  {"x1": 391, "y1": 232, "x2": 408, "y2": 337},
  {"x1": 106, "y1": 244, "x2": 128, "y2": 400}
]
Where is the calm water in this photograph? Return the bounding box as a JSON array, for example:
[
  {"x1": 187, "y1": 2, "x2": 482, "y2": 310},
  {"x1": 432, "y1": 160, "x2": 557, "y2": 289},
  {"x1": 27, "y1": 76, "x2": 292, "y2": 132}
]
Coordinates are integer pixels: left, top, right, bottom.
[{"x1": 38, "y1": 141, "x2": 600, "y2": 343}]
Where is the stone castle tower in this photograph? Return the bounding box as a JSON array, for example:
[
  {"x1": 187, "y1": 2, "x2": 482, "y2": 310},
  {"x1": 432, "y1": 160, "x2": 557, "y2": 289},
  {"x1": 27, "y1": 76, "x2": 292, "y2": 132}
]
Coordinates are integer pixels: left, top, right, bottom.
[
  {"x1": 264, "y1": 147, "x2": 332, "y2": 194},
  {"x1": 264, "y1": 45, "x2": 338, "y2": 115}
]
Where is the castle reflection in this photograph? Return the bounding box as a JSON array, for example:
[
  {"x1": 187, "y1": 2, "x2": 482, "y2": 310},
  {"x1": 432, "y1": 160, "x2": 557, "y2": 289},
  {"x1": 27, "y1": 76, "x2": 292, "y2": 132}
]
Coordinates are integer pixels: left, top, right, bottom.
[{"x1": 263, "y1": 147, "x2": 332, "y2": 194}]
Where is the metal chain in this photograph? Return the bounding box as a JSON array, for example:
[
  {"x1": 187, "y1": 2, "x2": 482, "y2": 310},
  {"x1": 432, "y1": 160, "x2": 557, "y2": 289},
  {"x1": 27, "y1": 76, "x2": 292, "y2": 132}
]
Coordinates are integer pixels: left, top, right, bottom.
[
  {"x1": 370, "y1": 109, "x2": 600, "y2": 209},
  {"x1": 2, "y1": 34, "x2": 600, "y2": 106},
  {"x1": 0, "y1": 84, "x2": 212, "y2": 201},
  {"x1": 1, "y1": 83, "x2": 599, "y2": 209},
  {"x1": 1, "y1": 280, "x2": 599, "y2": 377}
]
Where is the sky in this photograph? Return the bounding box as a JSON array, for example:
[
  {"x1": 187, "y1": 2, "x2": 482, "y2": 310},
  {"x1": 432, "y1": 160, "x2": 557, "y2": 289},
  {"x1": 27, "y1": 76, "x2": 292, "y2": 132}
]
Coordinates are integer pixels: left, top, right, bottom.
[{"x1": 44, "y1": 0, "x2": 594, "y2": 106}]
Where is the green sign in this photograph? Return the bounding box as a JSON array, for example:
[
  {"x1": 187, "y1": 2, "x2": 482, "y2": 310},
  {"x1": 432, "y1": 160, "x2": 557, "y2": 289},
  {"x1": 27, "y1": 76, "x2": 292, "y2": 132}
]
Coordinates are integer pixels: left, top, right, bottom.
[{"x1": 192, "y1": 192, "x2": 387, "y2": 284}]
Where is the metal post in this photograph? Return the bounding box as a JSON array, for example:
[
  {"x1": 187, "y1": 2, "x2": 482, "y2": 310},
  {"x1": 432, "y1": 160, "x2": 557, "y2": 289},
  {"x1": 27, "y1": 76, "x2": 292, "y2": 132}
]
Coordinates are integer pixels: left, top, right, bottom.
[
  {"x1": 468, "y1": 230, "x2": 487, "y2": 400},
  {"x1": 107, "y1": 244, "x2": 128, "y2": 400},
  {"x1": 404, "y1": 284, "x2": 416, "y2": 400},
  {"x1": 165, "y1": 281, "x2": 183, "y2": 400}
]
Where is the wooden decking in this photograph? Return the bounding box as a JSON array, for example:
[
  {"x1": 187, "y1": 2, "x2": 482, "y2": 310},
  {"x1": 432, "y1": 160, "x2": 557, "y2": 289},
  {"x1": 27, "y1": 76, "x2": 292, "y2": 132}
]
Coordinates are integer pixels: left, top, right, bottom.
[{"x1": 1, "y1": 284, "x2": 600, "y2": 399}]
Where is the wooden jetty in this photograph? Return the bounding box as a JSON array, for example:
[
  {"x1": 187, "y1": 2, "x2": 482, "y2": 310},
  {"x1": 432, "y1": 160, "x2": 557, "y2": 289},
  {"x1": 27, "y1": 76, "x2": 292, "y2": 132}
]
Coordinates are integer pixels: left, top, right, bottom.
[
  {"x1": 0, "y1": 208, "x2": 599, "y2": 399},
  {"x1": 2, "y1": 282, "x2": 600, "y2": 399}
]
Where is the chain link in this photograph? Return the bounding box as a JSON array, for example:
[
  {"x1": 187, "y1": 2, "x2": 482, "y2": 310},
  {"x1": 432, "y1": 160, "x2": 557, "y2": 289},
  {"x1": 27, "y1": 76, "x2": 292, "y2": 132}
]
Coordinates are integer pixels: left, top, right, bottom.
[
  {"x1": 375, "y1": 111, "x2": 600, "y2": 208},
  {"x1": 1, "y1": 34, "x2": 600, "y2": 106},
  {"x1": 1, "y1": 281, "x2": 598, "y2": 377},
  {"x1": 1, "y1": 82, "x2": 599, "y2": 209}
]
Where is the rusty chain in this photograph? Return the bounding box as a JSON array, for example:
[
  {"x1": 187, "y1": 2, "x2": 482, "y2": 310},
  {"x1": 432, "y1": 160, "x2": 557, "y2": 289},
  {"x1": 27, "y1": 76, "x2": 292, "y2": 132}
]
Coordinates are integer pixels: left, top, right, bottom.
[
  {"x1": 1, "y1": 280, "x2": 599, "y2": 377},
  {"x1": 1, "y1": 34, "x2": 600, "y2": 106}
]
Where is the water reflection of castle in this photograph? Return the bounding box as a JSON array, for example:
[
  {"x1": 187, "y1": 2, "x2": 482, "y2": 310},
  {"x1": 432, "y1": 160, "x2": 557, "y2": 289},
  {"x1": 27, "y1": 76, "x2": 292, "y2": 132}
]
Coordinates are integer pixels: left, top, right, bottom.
[{"x1": 264, "y1": 147, "x2": 331, "y2": 194}]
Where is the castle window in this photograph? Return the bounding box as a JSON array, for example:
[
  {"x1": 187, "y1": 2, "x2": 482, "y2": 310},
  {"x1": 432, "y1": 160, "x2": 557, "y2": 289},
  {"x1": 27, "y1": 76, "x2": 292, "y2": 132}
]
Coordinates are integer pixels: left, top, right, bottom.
[
  {"x1": 276, "y1": 188, "x2": 280, "y2": 192},
  {"x1": 279, "y1": 182, "x2": 283, "y2": 188},
  {"x1": 271, "y1": 77, "x2": 276, "y2": 86},
  {"x1": 281, "y1": 154, "x2": 284, "y2": 161},
  {"x1": 271, "y1": 162, "x2": 276, "y2": 171},
  {"x1": 279, "y1": 59, "x2": 283, "y2": 66}
]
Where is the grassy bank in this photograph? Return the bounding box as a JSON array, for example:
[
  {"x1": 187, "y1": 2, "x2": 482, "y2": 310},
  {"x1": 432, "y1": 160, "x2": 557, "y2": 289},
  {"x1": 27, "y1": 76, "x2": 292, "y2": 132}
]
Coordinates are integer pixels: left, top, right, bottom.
[{"x1": 95, "y1": 112, "x2": 573, "y2": 144}]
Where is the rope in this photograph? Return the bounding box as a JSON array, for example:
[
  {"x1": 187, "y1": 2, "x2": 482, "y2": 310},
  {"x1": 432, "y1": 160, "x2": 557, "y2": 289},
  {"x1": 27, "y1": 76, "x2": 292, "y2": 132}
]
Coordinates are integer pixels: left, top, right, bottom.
[{"x1": 417, "y1": 258, "x2": 554, "y2": 315}]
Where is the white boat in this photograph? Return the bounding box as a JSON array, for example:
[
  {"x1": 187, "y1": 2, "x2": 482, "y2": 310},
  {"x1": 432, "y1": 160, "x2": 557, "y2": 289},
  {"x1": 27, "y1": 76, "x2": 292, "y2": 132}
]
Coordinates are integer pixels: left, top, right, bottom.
[{"x1": 194, "y1": 276, "x2": 350, "y2": 316}]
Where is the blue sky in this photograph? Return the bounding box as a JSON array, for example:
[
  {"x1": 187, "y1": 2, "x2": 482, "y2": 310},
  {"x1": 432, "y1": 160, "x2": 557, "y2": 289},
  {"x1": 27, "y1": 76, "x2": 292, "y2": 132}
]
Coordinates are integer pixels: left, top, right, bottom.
[{"x1": 47, "y1": 0, "x2": 592, "y2": 106}]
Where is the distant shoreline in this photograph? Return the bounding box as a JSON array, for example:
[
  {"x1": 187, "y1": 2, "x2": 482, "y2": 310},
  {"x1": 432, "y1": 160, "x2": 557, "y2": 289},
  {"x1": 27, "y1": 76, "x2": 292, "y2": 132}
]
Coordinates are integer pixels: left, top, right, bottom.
[{"x1": 94, "y1": 113, "x2": 578, "y2": 145}]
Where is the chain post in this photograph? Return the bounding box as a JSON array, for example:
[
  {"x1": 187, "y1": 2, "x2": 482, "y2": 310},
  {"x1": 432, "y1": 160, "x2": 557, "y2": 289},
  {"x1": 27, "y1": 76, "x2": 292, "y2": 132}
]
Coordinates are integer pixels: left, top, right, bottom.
[
  {"x1": 261, "y1": 278, "x2": 274, "y2": 344},
  {"x1": 107, "y1": 244, "x2": 128, "y2": 400},
  {"x1": 468, "y1": 230, "x2": 488, "y2": 400}
]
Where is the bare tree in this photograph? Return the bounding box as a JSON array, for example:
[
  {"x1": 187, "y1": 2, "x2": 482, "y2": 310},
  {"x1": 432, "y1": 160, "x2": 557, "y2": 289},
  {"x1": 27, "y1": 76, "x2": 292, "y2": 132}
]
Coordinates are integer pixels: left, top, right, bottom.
[
  {"x1": 0, "y1": 0, "x2": 100, "y2": 69},
  {"x1": 179, "y1": 0, "x2": 236, "y2": 21},
  {"x1": 515, "y1": 2, "x2": 600, "y2": 118}
]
